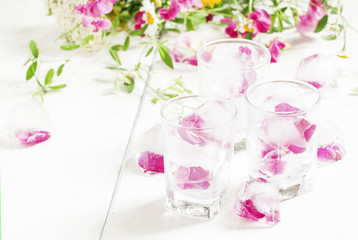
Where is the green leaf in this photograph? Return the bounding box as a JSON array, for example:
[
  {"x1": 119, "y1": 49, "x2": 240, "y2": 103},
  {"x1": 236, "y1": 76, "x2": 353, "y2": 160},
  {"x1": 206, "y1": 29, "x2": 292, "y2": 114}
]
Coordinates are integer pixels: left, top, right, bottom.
[
  {"x1": 81, "y1": 35, "x2": 94, "y2": 45},
  {"x1": 244, "y1": 32, "x2": 253, "y2": 40},
  {"x1": 112, "y1": 16, "x2": 120, "y2": 30},
  {"x1": 186, "y1": 18, "x2": 195, "y2": 31},
  {"x1": 57, "y1": 64, "x2": 65, "y2": 76},
  {"x1": 26, "y1": 61, "x2": 37, "y2": 80},
  {"x1": 158, "y1": 46, "x2": 173, "y2": 68},
  {"x1": 32, "y1": 92, "x2": 44, "y2": 103},
  {"x1": 45, "y1": 68, "x2": 54, "y2": 85},
  {"x1": 48, "y1": 84, "x2": 67, "y2": 90},
  {"x1": 322, "y1": 35, "x2": 337, "y2": 40},
  {"x1": 168, "y1": 86, "x2": 183, "y2": 93},
  {"x1": 105, "y1": 66, "x2": 126, "y2": 71},
  {"x1": 60, "y1": 44, "x2": 80, "y2": 51},
  {"x1": 164, "y1": 93, "x2": 178, "y2": 98},
  {"x1": 145, "y1": 46, "x2": 154, "y2": 57},
  {"x1": 123, "y1": 36, "x2": 130, "y2": 51},
  {"x1": 314, "y1": 15, "x2": 328, "y2": 33},
  {"x1": 124, "y1": 76, "x2": 135, "y2": 93},
  {"x1": 29, "y1": 40, "x2": 39, "y2": 58},
  {"x1": 163, "y1": 28, "x2": 181, "y2": 33},
  {"x1": 291, "y1": 8, "x2": 299, "y2": 25},
  {"x1": 189, "y1": 12, "x2": 207, "y2": 25},
  {"x1": 130, "y1": 24, "x2": 148, "y2": 36},
  {"x1": 111, "y1": 44, "x2": 122, "y2": 51},
  {"x1": 109, "y1": 49, "x2": 121, "y2": 65},
  {"x1": 173, "y1": 17, "x2": 185, "y2": 24}
]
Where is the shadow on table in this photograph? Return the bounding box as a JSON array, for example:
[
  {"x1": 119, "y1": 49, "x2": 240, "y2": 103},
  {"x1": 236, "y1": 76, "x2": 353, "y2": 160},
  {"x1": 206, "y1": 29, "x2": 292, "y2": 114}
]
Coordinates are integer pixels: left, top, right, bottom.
[{"x1": 105, "y1": 197, "x2": 205, "y2": 238}]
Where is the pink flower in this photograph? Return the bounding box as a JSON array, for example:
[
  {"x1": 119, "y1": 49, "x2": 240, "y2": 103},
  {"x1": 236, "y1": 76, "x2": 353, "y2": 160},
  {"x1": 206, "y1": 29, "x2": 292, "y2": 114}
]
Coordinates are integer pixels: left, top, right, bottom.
[
  {"x1": 134, "y1": 11, "x2": 146, "y2": 29},
  {"x1": 138, "y1": 151, "x2": 164, "y2": 175},
  {"x1": 91, "y1": 18, "x2": 112, "y2": 32},
  {"x1": 249, "y1": 9, "x2": 272, "y2": 33},
  {"x1": 221, "y1": 18, "x2": 238, "y2": 38},
  {"x1": 16, "y1": 130, "x2": 51, "y2": 146},
  {"x1": 174, "y1": 166, "x2": 212, "y2": 190},
  {"x1": 87, "y1": 0, "x2": 114, "y2": 18},
  {"x1": 317, "y1": 144, "x2": 345, "y2": 162},
  {"x1": 159, "y1": 1, "x2": 181, "y2": 20},
  {"x1": 206, "y1": 14, "x2": 214, "y2": 22},
  {"x1": 178, "y1": 113, "x2": 208, "y2": 146},
  {"x1": 177, "y1": 0, "x2": 203, "y2": 8},
  {"x1": 268, "y1": 37, "x2": 285, "y2": 63},
  {"x1": 239, "y1": 199, "x2": 266, "y2": 220},
  {"x1": 297, "y1": 0, "x2": 325, "y2": 33}
]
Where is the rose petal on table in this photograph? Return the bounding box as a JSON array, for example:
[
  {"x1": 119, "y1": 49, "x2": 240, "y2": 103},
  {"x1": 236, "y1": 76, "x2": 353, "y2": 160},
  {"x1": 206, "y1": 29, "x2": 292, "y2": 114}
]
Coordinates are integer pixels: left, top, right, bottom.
[
  {"x1": 137, "y1": 151, "x2": 164, "y2": 175},
  {"x1": 15, "y1": 130, "x2": 51, "y2": 145}
]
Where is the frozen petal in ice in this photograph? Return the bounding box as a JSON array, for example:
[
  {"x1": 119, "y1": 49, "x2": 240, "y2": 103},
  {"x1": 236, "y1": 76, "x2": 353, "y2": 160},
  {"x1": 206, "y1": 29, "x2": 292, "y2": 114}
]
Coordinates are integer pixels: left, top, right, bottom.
[
  {"x1": 317, "y1": 144, "x2": 345, "y2": 162},
  {"x1": 263, "y1": 150, "x2": 286, "y2": 175},
  {"x1": 178, "y1": 113, "x2": 208, "y2": 147},
  {"x1": 296, "y1": 53, "x2": 338, "y2": 90},
  {"x1": 294, "y1": 118, "x2": 316, "y2": 142},
  {"x1": 15, "y1": 130, "x2": 50, "y2": 145},
  {"x1": 137, "y1": 151, "x2": 164, "y2": 175},
  {"x1": 317, "y1": 120, "x2": 345, "y2": 165},
  {"x1": 233, "y1": 178, "x2": 280, "y2": 224},
  {"x1": 274, "y1": 103, "x2": 300, "y2": 113},
  {"x1": 174, "y1": 166, "x2": 212, "y2": 190},
  {"x1": 287, "y1": 144, "x2": 306, "y2": 154}
]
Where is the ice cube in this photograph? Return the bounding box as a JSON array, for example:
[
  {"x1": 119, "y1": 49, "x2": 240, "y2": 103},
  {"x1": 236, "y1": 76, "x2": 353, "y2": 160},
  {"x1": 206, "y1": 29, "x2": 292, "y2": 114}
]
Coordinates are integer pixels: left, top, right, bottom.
[
  {"x1": 0, "y1": 100, "x2": 52, "y2": 147},
  {"x1": 296, "y1": 53, "x2": 338, "y2": 91},
  {"x1": 134, "y1": 124, "x2": 164, "y2": 175},
  {"x1": 317, "y1": 120, "x2": 346, "y2": 167},
  {"x1": 233, "y1": 178, "x2": 280, "y2": 224}
]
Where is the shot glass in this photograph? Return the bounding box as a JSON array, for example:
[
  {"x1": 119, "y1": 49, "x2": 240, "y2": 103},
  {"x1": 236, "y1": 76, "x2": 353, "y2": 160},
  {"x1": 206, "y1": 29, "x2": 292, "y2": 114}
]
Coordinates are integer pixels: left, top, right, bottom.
[
  {"x1": 197, "y1": 39, "x2": 270, "y2": 140},
  {"x1": 161, "y1": 95, "x2": 237, "y2": 219},
  {"x1": 244, "y1": 80, "x2": 321, "y2": 200}
]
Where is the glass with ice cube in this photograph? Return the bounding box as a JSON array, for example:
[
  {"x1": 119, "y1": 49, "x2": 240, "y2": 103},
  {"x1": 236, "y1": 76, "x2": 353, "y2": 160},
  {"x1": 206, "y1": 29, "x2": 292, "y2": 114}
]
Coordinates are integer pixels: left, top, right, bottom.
[
  {"x1": 161, "y1": 95, "x2": 237, "y2": 219},
  {"x1": 244, "y1": 81, "x2": 321, "y2": 200},
  {"x1": 197, "y1": 39, "x2": 270, "y2": 141}
]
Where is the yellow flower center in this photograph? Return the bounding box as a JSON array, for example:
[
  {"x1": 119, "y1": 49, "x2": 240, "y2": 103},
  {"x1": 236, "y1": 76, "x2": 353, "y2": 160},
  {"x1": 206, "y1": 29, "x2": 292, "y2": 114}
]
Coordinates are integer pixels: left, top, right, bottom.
[
  {"x1": 201, "y1": 0, "x2": 222, "y2": 8},
  {"x1": 147, "y1": 11, "x2": 155, "y2": 25},
  {"x1": 244, "y1": 24, "x2": 255, "y2": 32}
]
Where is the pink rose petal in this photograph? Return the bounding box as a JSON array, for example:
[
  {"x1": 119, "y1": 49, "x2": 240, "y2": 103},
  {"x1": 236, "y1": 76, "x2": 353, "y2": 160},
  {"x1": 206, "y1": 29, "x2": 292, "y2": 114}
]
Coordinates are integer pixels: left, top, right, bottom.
[
  {"x1": 233, "y1": 178, "x2": 280, "y2": 225},
  {"x1": 178, "y1": 113, "x2": 208, "y2": 147},
  {"x1": 304, "y1": 124, "x2": 316, "y2": 142},
  {"x1": 249, "y1": 9, "x2": 272, "y2": 33},
  {"x1": 16, "y1": 130, "x2": 51, "y2": 145},
  {"x1": 175, "y1": 166, "x2": 212, "y2": 190},
  {"x1": 263, "y1": 150, "x2": 286, "y2": 175},
  {"x1": 138, "y1": 151, "x2": 164, "y2": 175},
  {"x1": 317, "y1": 144, "x2": 345, "y2": 162},
  {"x1": 275, "y1": 103, "x2": 300, "y2": 113},
  {"x1": 287, "y1": 144, "x2": 306, "y2": 154}
]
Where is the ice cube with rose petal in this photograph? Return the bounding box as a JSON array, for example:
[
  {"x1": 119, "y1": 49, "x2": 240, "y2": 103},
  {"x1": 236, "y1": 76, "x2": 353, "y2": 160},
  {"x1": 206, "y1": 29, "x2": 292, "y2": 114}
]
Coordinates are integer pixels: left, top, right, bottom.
[
  {"x1": 0, "y1": 100, "x2": 52, "y2": 147},
  {"x1": 233, "y1": 178, "x2": 280, "y2": 225},
  {"x1": 296, "y1": 53, "x2": 338, "y2": 90},
  {"x1": 317, "y1": 120, "x2": 346, "y2": 167},
  {"x1": 134, "y1": 124, "x2": 164, "y2": 175}
]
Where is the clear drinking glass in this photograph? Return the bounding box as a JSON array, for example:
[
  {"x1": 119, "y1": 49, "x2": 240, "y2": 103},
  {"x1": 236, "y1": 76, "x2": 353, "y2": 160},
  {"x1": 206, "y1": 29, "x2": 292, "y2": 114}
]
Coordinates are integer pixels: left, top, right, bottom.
[
  {"x1": 245, "y1": 80, "x2": 321, "y2": 200},
  {"x1": 197, "y1": 39, "x2": 271, "y2": 142},
  {"x1": 161, "y1": 95, "x2": 238, "y2": 219}
]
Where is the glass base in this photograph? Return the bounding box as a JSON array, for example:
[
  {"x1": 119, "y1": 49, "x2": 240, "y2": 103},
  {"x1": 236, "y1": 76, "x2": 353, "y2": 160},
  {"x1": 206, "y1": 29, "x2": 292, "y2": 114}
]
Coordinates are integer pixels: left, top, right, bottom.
[
  {"x1": 166, "y1": 197, "x2": 220, "y2": 220},
  {"x1": 278, "y1": 176, "x2": 315, "y2": 201}
]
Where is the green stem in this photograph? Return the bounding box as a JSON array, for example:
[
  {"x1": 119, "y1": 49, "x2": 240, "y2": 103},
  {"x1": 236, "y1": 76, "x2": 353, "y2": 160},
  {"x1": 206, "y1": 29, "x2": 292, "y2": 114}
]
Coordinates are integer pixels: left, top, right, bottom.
[{"x1": 249, "y1": 0, "x2": 254, "y2": 13}]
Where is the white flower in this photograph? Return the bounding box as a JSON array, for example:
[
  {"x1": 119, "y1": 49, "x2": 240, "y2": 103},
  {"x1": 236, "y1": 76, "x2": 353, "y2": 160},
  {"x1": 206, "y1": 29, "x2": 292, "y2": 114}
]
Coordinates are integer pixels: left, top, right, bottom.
[{"x1": 140, "y1": 0, "x2": 159, "y2": 37}]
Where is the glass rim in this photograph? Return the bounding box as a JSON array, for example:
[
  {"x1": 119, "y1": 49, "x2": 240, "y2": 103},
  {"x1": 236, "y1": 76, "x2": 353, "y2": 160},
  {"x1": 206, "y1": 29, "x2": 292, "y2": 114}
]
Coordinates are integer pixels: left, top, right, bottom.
[
  {"x1": 197, "y1": 38, "x2": 271, "y2": 71},
  {"x1": 160, "y1": 94, "x2": 238, "y2": 130},
  {"x1": 244, "y1": 80, "x2": 321, "y2": 115}
]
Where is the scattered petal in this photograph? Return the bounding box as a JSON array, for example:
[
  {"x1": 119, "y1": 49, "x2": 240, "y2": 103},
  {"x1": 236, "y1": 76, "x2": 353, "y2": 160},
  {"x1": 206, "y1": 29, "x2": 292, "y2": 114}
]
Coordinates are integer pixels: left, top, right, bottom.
[
  {"x1": 249, "y1": 9, "x2": 272, "y2": 33},
  {"x1": 138, "y1": 151, "x2": 164, "y2": 175},
  {"x1": 268, "y1": 37, "x2": 285, "y2": 63}
]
